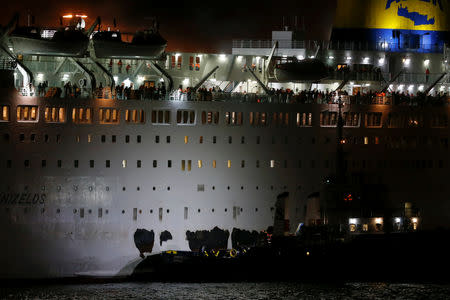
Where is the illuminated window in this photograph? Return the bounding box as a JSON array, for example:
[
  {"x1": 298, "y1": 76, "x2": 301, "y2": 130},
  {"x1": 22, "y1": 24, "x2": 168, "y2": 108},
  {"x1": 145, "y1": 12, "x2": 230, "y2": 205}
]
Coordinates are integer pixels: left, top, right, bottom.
[
  {"x1": 187, "y1": 160, "x2": 192, "y2": 171},
  {"x1": 99, "y1": 108, "x2": 120, "y2": 124},
  {"x1": 201, "y1": 111, "x2": 219, "y2": 125},
  {"x1": 72, "y1": 108, "x2": 92, "y2": 124},
  {"x1": 0, "y1": 105, "x2": 9, "y2": 121},
  {"x1": 199, "y1": 136, "x2": 203, "y2": 144},
  {"x1": 125, "y1": 109, "x2": 145, "y2": 124},
  {"x1": 296, "y1": 112, "x2": 312, "y2": 127},
  {"x1": 181, "y1": 160, "x2": 185, "y2": 171},
  {"x1": 122, "y1": 160, "x2": 127, "y2": 168},
  {"x1": 212, "y1": 160, "x2": 216, "y2": 168},
  {"x1": 44, "y1": 107, "x2": 66, "y2": 123},
  {"x1": 88, "y1": 134, "x2": 92, "y2": 143},
  {"x1": 364, "y1": 137, "x2": 369, "y2": 145},
  {"x1": 343, "y1": 112, "x2": 360, "y2": 127},
  {"x1": 225, "y1": 112, "x2": 243, "y2": 125},
  {"x1": 270, "y1": 160, "x2": 275, "y2": 168},
  {"x1": 320, "y1": 111, "x2": 337, "y2": 127},
  {"x1": 198, "y1": 160, "x2": 202, "y2": 168},
  {"x1": 227, "y1": 160, "x2": 231, "y2": 168},
  {"x1": 184, "y1": 136, "x2": 188, "y2": 144},
  {"x1": 17, "y1": 105, "x2": 38, "y2": 122},
  {"x1": 365, "y1": 112, "x2": 382, "y2": 127}
]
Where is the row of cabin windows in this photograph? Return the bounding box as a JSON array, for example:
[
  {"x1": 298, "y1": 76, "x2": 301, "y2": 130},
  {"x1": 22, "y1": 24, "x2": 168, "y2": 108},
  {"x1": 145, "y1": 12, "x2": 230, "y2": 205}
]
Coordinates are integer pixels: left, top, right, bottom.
[
  {"x1": 2, "y1": 206, "x2": 277, "y2": 222},
  {"x1": 6, "y1": 159, "x2": 445, "y2": 170},
  {"x1": 2, "y1": 105, "x2": 448, "y2": 128},
  {"x1": 169, "y1": 55, "x2": 201, "y2": 70},
  {"x1": 6, "y1": 133, "x2": 449, "y2": 148}
]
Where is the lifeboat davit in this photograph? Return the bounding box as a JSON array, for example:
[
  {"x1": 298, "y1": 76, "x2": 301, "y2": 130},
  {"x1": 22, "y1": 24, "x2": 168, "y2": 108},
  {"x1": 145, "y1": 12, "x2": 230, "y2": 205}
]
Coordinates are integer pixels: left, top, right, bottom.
[
  {"x1": 9, "y1": 26, "x2": 89, "y2": 57},
  {"x1": 92, "y1": 29, "x2": 167, "y2": 59}
]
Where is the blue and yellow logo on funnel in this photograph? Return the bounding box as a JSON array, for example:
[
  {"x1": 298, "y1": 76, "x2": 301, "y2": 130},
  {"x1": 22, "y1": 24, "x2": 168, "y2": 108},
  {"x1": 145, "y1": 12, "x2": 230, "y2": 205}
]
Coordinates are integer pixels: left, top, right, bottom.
[{"x1": 334, "y1": 0, "x2": 449, "y2": 31}]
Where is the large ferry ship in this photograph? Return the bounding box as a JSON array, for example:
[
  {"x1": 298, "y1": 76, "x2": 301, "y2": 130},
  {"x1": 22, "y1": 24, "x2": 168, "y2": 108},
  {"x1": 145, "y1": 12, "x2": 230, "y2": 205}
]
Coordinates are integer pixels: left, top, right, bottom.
[{"x1": 0, "y1": 0, "x2": 449, "y2": 279}]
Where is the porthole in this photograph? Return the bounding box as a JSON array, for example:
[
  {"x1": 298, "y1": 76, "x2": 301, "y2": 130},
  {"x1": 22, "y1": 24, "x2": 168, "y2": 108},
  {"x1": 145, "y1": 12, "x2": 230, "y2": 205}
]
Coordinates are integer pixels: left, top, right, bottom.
[
  {"x1": 153, "y1": 186, "x2": 156, "y2": 191},
  {"x1": 256, "y1": 186, "x2": 259, "y2": 190},
  {"x1": 88, "y1": 209, "x2": 92, "y2": 214},
  {"x1": 89, "y1": 186, "x2": 93, "y2": 192},
  {"x1": 139, "y1": 209, "x2": 142, "y2": 214},
  {"x1": 283, "y1": 186, "x2": 287, "y2": 190},
  {"x1": 73, "y1": 209, "x2": 77, "y2": 214},
  {"x1": 224, "y1": 208, "x2": 227, "y2": 212},
  {"x1": 24, "y1": 186, "x2": 28, "y2": 191},
  {"x1": 241, "y1": 186, "x2": 244, "y2": 190},
  {"x1": 137, "y1": 187, "x2": 140, "y2": 191},
  {"x1": 56, "y1": 208, "x2": 60, "y2": 214},
  {"x1": 270, "y1": 207, "x2": 274, "y2": 211},
  {"x1": 106, "y1": 186, "x2": 110, "y2": 191},
  {"x1": 166, "y1": 209, "x2": 170, "y2": 213},
  {"x1": 270, "y1": 186, "x2": 274, "y2": 190},
  {"x1": 227, "y1": 186, "x2": 230, "y2": 190},
  {"x1": 167, "y1": 186, "x2": 170, "y2": 191},
  {"x1": 212, "y1": 186, "x2": 215, "y2": 190},
  {"x1": 212, "y1": 209, "x2": 215, "y2": 212},
  {"x1": 198, "y1": 209, "x2": 201, "y2": 213},
  {"x1": 122, "y1": 210, "x2": 125, "y2": 214},
  {"x1": 122, "y1": 187, "x2": 126, "y2": 191},
  {"x1": 57, "y1": 186, "x2": 61, "y2": 191},
  {"x1": 150, "y1": 209, "x2": 153, "y2": 214},
  {"x1": 73, "y1": 185, "x2": 77, "y2": 191},
  {"x1": 255, "y1": 208, "x2": 258, "y2": 212},
  {"x1": 240, "y1": 208, "x2": 243, "y2": 212},
  {"x1": 105, "y1": 209, "x2": 109, "y2": 214},
  {"x1": 41, "y1": 186, "x2": 45, "y2": 191}
]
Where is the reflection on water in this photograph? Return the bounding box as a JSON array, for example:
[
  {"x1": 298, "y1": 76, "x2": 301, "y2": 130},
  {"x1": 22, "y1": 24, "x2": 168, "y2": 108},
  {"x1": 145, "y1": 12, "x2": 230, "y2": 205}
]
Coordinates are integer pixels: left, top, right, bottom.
[{"x1": 1, "y1": 282, "x2": 450, "y2": 299}]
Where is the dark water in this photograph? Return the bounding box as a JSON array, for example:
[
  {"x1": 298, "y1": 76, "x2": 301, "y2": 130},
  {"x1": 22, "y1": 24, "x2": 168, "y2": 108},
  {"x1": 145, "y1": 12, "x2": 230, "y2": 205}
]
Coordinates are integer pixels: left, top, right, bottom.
[{"x1": 2, "y1": 282, "x2": 450, "y2": 299}]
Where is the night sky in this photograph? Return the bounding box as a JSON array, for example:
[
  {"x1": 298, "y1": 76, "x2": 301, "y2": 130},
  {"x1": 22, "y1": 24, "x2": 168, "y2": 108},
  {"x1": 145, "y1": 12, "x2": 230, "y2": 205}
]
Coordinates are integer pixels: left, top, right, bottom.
[{"x1": 1, "y1": 0, "x2": 336, "y2": 52}]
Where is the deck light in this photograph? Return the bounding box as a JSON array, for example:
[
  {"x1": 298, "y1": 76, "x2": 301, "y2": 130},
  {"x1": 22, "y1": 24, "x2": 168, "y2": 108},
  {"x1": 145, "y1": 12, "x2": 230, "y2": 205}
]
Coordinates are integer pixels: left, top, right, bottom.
[
  {"x1": 412, "y1": 218, "x2": 418, "y2": 223},
  {"x1": 378, "y1": 57, "x2": 385, "y2": 65},
  {"x1": 408, "y1": 85, "x2": 414, "y2": 90},
  {"x1": 375, "y1": 218, "x2": 383, "y2": 224},
  {"x1": 309, "y1": 55, "x2": 315, "y2": 59},
  {"x1": 403, "y1": 58, "x2": 411, "y2": 66},
  {"x1": 219, "y1": 54, "x2": 227, "y2": 61},
  {"x1": 297, "y1": 55, "x2": 304, "y2": 60},
  {"x1": 328, "y1": 56, "x2": 334, "y2": 59},
  {"x1": 424, "y1": 59, "x2": 430, "y2": 66},
  {"x1": 349, "y1": 218, "x2": 357, "y2": 224},
  {"x1": 395, "y1": 217, "x2": 401, "y2": 223},
  {"x1": 346, "y1": 56, "x2": 352, "y2": 60},
  {"x1": 62, "y1": 14, "x2": 73, "y2": 18},
  {"x1": 236, "y1": 56, "x2": 243, "y2": 62},
  {"x1": 363, "y1": 57, "x2": 369, "y2": 63}
]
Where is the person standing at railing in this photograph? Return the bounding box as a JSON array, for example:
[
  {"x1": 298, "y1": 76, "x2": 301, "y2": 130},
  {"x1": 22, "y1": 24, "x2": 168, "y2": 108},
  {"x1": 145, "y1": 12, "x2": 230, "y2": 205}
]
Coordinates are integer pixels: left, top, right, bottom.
[{"x1": 426, "y1": 68, "x2": 430, "y2": 83}]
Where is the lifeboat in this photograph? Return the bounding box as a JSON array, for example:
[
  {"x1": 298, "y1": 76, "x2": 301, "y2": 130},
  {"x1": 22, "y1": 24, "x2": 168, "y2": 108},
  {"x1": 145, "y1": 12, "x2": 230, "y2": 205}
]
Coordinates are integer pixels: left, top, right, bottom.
[
  {"x1": 274, "y1": 58, "x2": 329, "y2": 82},
  {"x1": 8, "y1": 26, "x2": 89, "y2": 57},
  {"x1": 92, "y1": 29, "x2": 167, "y2": 59}
]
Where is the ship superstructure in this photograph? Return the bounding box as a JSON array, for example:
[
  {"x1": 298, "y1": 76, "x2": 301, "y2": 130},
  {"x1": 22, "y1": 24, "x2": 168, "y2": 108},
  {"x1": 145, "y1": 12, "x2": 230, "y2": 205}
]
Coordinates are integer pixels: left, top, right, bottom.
[{"x1": 0, "y1": 0, "x2": 449, "y2": 278}]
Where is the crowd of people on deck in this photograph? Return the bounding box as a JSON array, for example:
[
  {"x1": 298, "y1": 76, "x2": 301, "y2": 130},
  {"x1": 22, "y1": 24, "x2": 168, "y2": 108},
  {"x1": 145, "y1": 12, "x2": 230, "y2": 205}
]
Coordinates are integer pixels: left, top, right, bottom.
[{"x1": 20, "y1": 80, "x2": 449, "y2": 106}]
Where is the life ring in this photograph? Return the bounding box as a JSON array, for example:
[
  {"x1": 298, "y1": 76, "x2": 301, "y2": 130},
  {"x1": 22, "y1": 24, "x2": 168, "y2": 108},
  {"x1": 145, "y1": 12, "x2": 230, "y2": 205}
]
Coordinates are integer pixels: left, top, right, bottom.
[{"x1": 229, "y1": 248, "x2": 237, "y2": 258}]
